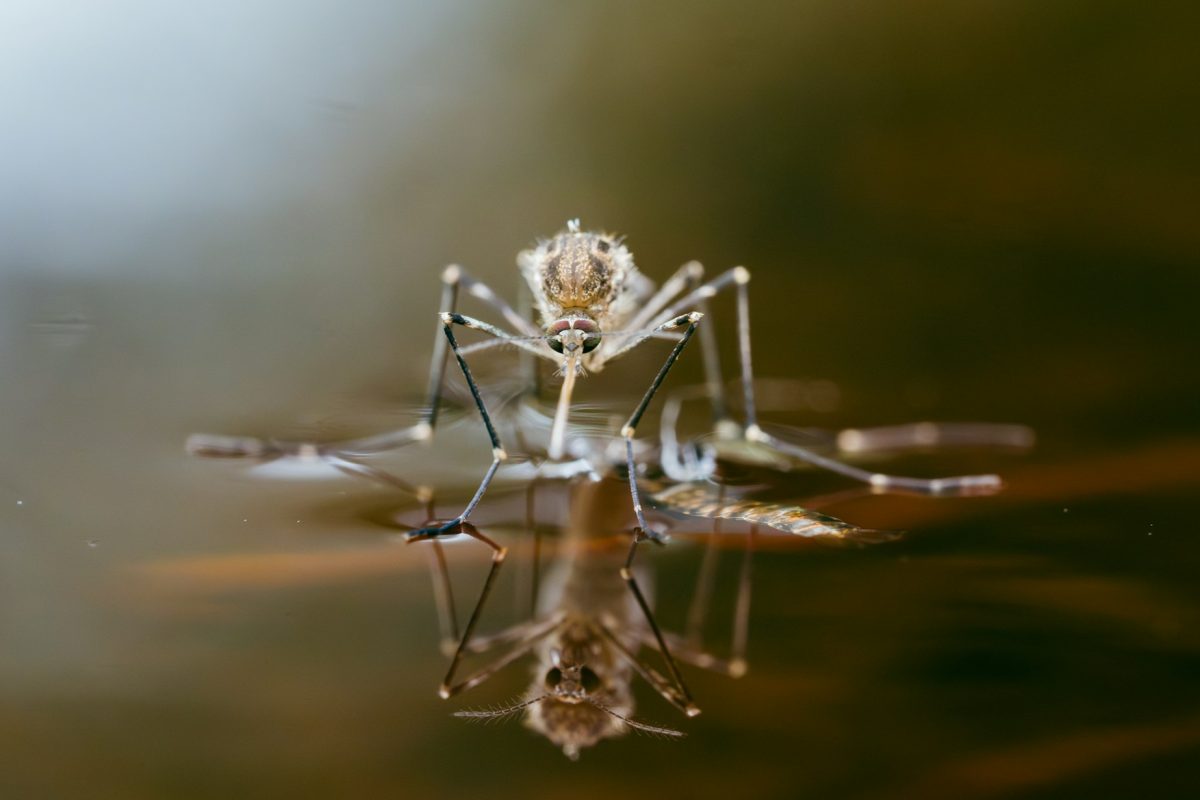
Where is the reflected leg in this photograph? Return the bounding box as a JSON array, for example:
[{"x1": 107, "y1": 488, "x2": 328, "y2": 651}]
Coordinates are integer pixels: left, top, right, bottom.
[
  {"x1": 418, "y1": 511, "x2": 564, "y2": 694},
  {"x1": 650, "y1": 521, "x2": 755, "y2": 679}
]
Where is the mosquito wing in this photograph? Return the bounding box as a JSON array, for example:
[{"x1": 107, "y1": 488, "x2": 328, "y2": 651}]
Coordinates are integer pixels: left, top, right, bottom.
[{"x1": 650, "y1": 482, "x2": 900, "y2": 544}]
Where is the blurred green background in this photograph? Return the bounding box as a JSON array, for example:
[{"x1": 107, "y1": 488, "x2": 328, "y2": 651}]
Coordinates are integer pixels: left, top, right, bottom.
[{"x1": 2, "y1": 2, "x2": 1198, "y2": 798}]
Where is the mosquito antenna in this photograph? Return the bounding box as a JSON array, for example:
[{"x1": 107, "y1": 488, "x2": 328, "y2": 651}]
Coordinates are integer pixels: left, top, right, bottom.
[
  {"x1": 453, "y1": 694, "x2": 548, "y2": 724},
  {"x1": 589, "y1": 701, "x2": 686, "y2": 739}
]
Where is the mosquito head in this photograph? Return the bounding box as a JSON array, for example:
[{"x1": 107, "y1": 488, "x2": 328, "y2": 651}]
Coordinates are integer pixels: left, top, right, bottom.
[
  {"x1": 546, "y1": 315, "x2": 601, "y2": 357},
  {"x1": 526, "y1": 649, "x2": 630, "y2": 759},
  {"x1": 542, "y1": 647, "x2": 604, "y2": 701},
  {"x1": 454, "y1": 642, "x2": 684, "y2": 760}
]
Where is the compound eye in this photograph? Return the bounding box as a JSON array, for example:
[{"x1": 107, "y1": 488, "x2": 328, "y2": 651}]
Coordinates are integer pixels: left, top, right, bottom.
[
  {"x1": 580, "y1": 667, "x2": 601, "y2": 693},
  {"x1": 582, "y1": 333, "x2": 601, "y2": 354},
  {"x1": 548, "y1": 337, "x2": 564, "y2": 354},
  {"x1": 545, "y1": 667, "x2": 563, "y2": 689}
]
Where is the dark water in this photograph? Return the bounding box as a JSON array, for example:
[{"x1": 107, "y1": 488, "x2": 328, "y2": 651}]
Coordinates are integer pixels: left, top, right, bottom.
[{"x1": 3, "y1": 3, "x2": 1199, "y2": 798}]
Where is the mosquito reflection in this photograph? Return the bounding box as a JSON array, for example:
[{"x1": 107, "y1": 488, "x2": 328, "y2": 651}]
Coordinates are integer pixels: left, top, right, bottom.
[{"x1": 400, "y1": 476, "x2": 757, "y2": 759}]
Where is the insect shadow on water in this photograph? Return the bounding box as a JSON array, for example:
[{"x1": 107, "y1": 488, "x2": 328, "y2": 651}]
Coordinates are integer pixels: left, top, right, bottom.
[{"x1": 187, "y1": 220, "x2": 1033, "y2": 751}]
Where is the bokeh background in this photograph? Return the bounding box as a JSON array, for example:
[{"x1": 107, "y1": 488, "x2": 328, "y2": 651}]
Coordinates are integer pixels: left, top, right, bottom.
[{"x1": 2, "y1": 2, "x2": 1198, "y2": 798}]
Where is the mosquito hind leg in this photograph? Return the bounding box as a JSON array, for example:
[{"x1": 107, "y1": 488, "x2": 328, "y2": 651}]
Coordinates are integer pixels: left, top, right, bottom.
[
  {"x1": 185, "y1": 266, "x2": 459, "y2": 463},
  {"x1": 186, "y1": 265, "x2": 543, "y2": 465},
  {"x1": 661, "y1": 267, "x2": 1006, "y2": 496},
  {"x1": 747, "y1": 426, "x2": 1003, "y2": 496},
  {"x1": 834, "y1": 422, "x2": 1036, "y2": 454}
]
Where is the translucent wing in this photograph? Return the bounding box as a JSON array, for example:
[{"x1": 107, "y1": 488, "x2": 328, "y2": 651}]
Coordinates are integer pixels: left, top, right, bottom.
[{"x1": 650, "y1": 482, "x2": 900, "y2": 544}]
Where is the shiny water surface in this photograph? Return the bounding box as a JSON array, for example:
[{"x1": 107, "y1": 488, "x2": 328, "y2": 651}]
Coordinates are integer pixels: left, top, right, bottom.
[{"x1": 3, "y1": 3, "x2": 1198, "y2": 798}]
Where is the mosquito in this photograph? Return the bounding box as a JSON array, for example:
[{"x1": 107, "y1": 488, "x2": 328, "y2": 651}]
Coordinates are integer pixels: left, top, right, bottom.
[{"x1": 188, "y1": 219, "x2": 1014, "y2": 720}]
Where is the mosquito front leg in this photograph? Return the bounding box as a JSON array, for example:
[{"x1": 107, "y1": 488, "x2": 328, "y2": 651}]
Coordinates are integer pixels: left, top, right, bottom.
[
  {"x1": 621, "y1": 312, "x2": 704, "y2": 535},
  {"x1": 405, "y1": 313, "x2": 534, "y2": 539},
  {"x1": 617, "y1": 312, "x2": 704, "y2": 717}
]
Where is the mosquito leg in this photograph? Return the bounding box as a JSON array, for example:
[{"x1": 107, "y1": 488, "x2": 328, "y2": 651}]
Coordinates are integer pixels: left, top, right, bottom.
[
  {"x1": 426, "y1": 539, "x2": 461, "y2": 656},
  {"x1": 748, "y1": 426, "x2": 1003, "y2": 495},
  {"x1": 639, "y1": 259, "x2": 730, "y2": 426},
  {"x1": 623, "y1": 262, "x2": 704, "y2": 337},
  {"x1": 405, "y1": 314, "x2": 523, "y2": 538},
  {"x1": 652, "y1": 510, "x2": 754, "y2": 679},
  {"x1": 621, "y1": 313, "x2": 704, "y2": 534},
  {"x1": 728, "y1": 522, "x2": 755, "y2": 676},
  {"x1": 510, "y1": 475, "x2": 542, "y2": 617},
  {"x1": 592, "y1": 262, "x2": 700, "y2": 369},
  {"x1": 695, "y1": 292, "x2": 729, "y2": 427},
  {"x1": 189, "y1": 267, "x2": 457, "y2": 461},
  {"x1": 458, "y1": 612, "x2": 564, "y2": 657},
  {"x1": 622, "y1": 522, "x2": 698, "y2": 716},
  {"x1": 526, "y1": 478, "x2": 542, "y2": 619},
  {"x1": 324, "y1": 454, "x2": 429, "y2": 501},
  {"x1": 420, "y1": 501, "x2": 560, "y2": 673},
  {"x1": 187, "y1": 267, "x2": 546, "y2": 463},
  {"x1": 651, "y1": 262, "x2": 729, "y2": 426},
  {"x1": 415, "y1": 264, "x2": 460, "y2": 434},
  {"x1": 654, "y1": 268, "x2": 754, "y2": 432},
  {"x1": 684, "y1": 485, "x2": 725, "y2": 647},
  {"x1": 426, "y1": 266, "x2": 542, "y2": 424},
  {"x1": 516, "y1": 277, "x2": 541, "y2": 401},
  {"x1": 440, "y1": 614, "x2": 565, "y2": 699},
  {"x1": 455, "y1": 267, "x2": 543, "y2": 337},
  {"x1": 594, "y1": 620, "x2": 697, "y2": 716},
  {"x1": 411, "y1": 523, "x2": 507, "y2": 698},
  {"x1": 654, "y1": 268, "x2": 1006, "y2": 495},
  {"x1": 834, "y1": 422, "x2": 1036, "y2": 454},
  {"x1": 617, "y1": 312, "x2": 704, "y2": 717}
]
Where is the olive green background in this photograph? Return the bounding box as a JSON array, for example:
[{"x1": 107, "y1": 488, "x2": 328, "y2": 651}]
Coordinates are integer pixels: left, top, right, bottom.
[{"x1": 2, "y1": 2, "x2": 1197, "y2": 798}]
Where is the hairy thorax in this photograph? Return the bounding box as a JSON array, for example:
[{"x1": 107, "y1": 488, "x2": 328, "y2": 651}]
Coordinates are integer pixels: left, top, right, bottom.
[{"x1": 541, "y1": 237, "x2": 615, "y2": 315}]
